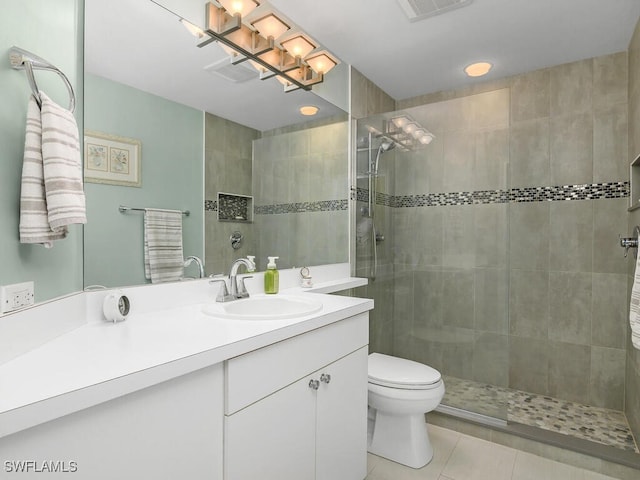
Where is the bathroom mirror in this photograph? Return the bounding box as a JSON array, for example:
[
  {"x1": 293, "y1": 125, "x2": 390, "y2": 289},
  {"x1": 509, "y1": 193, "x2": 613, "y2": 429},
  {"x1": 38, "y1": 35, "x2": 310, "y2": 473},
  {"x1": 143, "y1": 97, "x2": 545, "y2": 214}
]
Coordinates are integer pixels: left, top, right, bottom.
[{"x1": 83, "y1": 0, "x2": 350, "y2": 288}]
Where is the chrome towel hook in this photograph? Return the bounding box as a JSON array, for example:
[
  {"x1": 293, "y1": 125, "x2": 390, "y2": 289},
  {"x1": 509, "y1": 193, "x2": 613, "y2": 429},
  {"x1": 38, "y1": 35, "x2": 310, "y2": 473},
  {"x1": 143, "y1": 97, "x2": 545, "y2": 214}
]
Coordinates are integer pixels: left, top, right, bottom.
[{"x1": 620, "y1": 225, "x2": 640, "y2": 258}]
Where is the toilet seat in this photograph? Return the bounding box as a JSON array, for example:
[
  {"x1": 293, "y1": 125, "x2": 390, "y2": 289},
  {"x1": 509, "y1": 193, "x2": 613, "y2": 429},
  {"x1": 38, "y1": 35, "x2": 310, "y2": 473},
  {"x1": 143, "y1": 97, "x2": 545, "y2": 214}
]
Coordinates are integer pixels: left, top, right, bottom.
[{"x1": 368, "y1": 353, "x2": 441, "y2": 390}]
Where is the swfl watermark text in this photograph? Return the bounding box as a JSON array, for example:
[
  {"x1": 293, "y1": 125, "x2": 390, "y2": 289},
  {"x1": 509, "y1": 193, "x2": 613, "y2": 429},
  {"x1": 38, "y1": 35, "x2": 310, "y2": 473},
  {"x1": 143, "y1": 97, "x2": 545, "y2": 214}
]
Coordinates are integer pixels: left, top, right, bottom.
[{"x1": 4, "y1": 460, "x2": 78, "y2": 473}]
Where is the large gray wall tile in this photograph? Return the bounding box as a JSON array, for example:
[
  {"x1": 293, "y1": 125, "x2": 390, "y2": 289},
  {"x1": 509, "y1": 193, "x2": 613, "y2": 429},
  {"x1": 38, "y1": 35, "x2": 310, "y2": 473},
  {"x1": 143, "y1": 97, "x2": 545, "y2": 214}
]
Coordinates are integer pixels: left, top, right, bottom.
[
  {"x1": 509, "y1": 202, "x2": 550, "y2": 270},
  {"x1": 548, "y1": 200, "x2": 593, "y2": 273},
  {"x1": 548, "y1": 271, "x2": 592, "y2": 345},
  {"x1": 509, "y1": 269, "x2": 549, "y2": 339},
  {"x1": 592, "y1": 273, "x2": 628, "y2": 349},
  {"x1": 548, "y1": 341, "x2": 591, "y2": 403}
]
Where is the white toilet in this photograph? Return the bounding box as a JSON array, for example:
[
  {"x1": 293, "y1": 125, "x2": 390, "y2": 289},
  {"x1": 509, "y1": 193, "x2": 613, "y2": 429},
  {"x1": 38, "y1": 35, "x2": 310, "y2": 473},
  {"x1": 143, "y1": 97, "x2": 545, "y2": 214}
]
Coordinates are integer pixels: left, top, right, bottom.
[{"x1": 367, "y1": 352, "x2": 445, "y2": 469}]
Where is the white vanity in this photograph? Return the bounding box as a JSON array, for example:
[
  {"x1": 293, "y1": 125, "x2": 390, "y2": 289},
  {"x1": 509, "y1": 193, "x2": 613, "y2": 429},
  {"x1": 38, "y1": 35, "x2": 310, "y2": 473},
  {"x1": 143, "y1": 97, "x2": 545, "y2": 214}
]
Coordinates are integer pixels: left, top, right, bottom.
[{"x1": 0, "y1": 265, "x2": 371, "y2": 480}]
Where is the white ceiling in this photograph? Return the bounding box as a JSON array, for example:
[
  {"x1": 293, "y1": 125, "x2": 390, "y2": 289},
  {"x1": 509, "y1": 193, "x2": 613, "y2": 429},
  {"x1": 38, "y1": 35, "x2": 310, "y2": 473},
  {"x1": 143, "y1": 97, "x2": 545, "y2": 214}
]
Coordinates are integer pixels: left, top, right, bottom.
[{"x1": 86, "y1": 0, "x2": 640, "y2": 131}]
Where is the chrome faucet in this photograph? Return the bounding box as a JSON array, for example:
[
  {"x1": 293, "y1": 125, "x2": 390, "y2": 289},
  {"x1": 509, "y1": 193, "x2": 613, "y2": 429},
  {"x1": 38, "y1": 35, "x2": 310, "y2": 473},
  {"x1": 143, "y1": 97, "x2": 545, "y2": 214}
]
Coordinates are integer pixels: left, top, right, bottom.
[
  {"x1": 229, "y1": 257, "x2": 255, "y2": 299},
  {"x1": 184, "y1": 256, "x2": 205, "y2": 278},
  {"x1": 209, "y1": 257, "x2": 256, "y2": 302}
]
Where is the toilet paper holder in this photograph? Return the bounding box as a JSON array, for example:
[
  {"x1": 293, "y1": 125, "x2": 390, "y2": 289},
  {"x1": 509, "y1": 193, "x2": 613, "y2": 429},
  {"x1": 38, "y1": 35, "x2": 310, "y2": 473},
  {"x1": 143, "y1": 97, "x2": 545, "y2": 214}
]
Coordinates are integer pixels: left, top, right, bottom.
[{"x1": 620, "y1": 225, "x2": 640, "y2": 258}]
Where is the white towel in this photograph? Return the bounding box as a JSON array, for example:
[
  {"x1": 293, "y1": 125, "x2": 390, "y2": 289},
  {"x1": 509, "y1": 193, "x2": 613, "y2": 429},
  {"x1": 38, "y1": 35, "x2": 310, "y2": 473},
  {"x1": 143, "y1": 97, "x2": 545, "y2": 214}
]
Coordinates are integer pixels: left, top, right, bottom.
[
  {"x1": 19, "y1": 93, "x2": 86, "y2": 247},
  {"x1": 144, "y1": 209, "x2": 184, "y2": 284},
  {"x1": 629, "y1": 251, "x2": 640, "y2": 350}
]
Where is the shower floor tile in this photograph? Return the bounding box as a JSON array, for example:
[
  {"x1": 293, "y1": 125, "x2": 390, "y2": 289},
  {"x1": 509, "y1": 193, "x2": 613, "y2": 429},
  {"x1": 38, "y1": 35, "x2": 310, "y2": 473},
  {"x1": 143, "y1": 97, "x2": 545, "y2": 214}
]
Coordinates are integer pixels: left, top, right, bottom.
[{"x1": 442, "y1": 375, "x2": 639, "y2": 453}]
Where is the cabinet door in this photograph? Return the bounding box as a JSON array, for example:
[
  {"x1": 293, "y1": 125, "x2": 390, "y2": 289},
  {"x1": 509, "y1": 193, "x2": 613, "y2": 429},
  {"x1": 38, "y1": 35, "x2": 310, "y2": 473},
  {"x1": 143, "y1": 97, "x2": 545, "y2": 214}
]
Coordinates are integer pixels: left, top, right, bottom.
[
  {"x1": 225, "y1": 374, "x2": 317, "y2": 480},
  {"x1": 316, "y1": 347, "x2": 368, "y2": 480}
]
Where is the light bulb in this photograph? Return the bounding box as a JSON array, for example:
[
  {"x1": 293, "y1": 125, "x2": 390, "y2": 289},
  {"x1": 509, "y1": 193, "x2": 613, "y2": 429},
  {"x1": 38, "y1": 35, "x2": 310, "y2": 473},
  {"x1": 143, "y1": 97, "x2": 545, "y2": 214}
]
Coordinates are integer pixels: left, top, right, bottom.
[
  {"x1": 403, "y1": 123, "x2": 418, "y2": 134},
  {"x1": 412, "y1": 129, "x2": 426, "y2": 139},
  {"x1": 252, "y1": 14, "x2": 290, "y2": 39},
  {"x1": 306, "y1": 53, "x2": 337, "y2": 75},
  {"x1": 391, "y1": 116, "x2": 410, "y2": 128},
  {"x1": 419, "y1": 133, "x2": 434, "y2": 145},
  {"x1": 300, "y1": 105, "x2": 319, "y2": 116},
  {"x1": 464, "y1": 62, "x2": 492, "y2": 77},
  {"x1": 281, "y1": 35, "x2": 315, "y2": 58},
  {"x1": 218, "y1": 0, "x2": 259, "y2": 17}
]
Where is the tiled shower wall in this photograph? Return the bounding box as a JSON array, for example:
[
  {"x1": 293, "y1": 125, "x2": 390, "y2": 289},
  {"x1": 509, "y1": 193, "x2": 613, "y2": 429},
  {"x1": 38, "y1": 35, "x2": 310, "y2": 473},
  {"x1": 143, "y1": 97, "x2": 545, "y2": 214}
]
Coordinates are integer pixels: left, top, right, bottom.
[
  {"x1": 252, "y1": 119, "x2": 350, "y2": 270},
  {"x1": 204, "y1": 112, "x2": 350, "y2": 273},
  {"x1": 383, "y1": 52, "x2": 630, "y2": 412},
  {"x1": 351, "y1": 67, "x2": 397, "y2": 354},
  {"x1": 626, "y1": 18, "x2": 640, "y2": 446},
  {"x1": 204, "y1": 113, "x2": 259, "y2": 275}
]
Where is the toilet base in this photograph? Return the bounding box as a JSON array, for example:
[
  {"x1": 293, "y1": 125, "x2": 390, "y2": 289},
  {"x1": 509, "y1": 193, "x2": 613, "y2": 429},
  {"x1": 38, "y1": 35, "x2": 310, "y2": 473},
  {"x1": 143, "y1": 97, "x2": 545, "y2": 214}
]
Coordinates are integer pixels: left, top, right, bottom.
[{"x1": 367, "y1": 409, "x2": 433, "y2": 469}]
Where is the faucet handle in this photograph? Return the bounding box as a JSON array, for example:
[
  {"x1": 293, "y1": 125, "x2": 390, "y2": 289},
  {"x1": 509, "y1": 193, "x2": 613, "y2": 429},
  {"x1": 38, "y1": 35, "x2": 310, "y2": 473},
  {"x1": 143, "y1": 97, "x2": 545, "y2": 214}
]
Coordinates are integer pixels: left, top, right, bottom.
[
  {"x1": 209, "y1": 277, "x2": 234, "y2": 302},
  {"x1": 236, "y1": 276, "x2": 253, "y2": 299}
]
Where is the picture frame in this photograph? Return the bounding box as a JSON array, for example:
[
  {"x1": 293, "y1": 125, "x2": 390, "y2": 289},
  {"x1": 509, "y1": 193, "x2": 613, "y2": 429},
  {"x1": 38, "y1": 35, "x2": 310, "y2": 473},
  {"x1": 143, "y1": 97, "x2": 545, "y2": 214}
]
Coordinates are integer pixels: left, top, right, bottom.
[{"x1": 84, "y1": 131, "x2": 141, "y2": 187}]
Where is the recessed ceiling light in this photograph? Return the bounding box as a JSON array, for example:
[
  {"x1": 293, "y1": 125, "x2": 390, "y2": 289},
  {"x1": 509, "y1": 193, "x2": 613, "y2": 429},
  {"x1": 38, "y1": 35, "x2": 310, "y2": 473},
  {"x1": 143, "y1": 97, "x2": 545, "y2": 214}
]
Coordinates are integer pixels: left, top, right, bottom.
[
  {"x1": 464, "y1": 61, "x2": 492, "y2": 77},
  {"x1": 300, "y1": 105, "x2": 319, "y2": 116}
]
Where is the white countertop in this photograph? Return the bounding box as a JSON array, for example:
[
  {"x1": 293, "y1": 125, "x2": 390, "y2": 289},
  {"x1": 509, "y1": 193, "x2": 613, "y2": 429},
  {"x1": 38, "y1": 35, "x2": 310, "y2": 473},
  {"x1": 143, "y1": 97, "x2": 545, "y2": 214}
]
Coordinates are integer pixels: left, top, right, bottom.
[{"x1": 0, "y1": 279, "x2": 372, "y2": 438}]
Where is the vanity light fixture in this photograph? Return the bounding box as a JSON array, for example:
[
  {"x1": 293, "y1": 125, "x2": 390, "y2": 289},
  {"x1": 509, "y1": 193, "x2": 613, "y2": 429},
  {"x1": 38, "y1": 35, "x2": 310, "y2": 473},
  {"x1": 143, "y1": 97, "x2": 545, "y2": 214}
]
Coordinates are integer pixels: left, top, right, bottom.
[
  {"x1": 464, "y1": 61, "x2": 492, "y2": 77},
  {"x1": 385, "y1": 115, "x2": 435, "y2": 150},
  {"x1": 191, "y1": 1, "x2": 336, "y2": 92},
  {"x1": 299, "y1": 105, "x2": 319, "y2": 116}
]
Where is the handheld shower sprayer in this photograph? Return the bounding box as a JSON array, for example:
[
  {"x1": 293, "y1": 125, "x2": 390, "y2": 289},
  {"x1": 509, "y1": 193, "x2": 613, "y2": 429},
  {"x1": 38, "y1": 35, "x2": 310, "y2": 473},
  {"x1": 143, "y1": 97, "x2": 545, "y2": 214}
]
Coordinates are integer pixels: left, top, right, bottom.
[{"x1": 371, "y1": 139, "x2": 396, "y2": 175}]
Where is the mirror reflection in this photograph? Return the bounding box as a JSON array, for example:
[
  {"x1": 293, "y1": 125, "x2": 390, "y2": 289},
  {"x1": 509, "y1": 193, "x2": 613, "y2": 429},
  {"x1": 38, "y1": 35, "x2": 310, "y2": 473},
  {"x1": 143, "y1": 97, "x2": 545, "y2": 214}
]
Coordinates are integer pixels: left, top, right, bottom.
[{"x1": 84, "y1": 0, "x2": 350, "y2": 288}]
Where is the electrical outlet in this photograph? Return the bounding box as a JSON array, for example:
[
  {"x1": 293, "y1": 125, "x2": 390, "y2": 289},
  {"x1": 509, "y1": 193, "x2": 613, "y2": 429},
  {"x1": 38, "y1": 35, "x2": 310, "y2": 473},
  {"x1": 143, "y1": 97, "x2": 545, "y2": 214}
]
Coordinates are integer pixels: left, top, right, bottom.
[{"x1": 0, "y1": 281, "x2": 35, "y2": 314}]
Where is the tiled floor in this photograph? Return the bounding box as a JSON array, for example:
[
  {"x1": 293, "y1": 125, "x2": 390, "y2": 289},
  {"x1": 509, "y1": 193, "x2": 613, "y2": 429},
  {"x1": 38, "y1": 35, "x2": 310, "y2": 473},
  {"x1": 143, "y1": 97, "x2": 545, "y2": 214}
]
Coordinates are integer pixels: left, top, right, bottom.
[
  {"x1": 365, "y1": 424, "x2": 620, "y2": 480},
  {"x1": 442, "y1": 376, "x2": 638, "y2": 453}
]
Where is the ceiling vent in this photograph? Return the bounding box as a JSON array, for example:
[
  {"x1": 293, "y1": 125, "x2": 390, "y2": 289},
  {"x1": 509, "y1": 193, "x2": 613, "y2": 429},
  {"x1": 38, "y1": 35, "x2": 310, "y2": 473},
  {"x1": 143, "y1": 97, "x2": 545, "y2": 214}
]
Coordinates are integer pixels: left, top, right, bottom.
[
  {"x1": 204, "y1": 57, "x2": 257, "y2": 83},
  {"x1": 396, "y1": 0, "x2": 473, "y2": 21}
]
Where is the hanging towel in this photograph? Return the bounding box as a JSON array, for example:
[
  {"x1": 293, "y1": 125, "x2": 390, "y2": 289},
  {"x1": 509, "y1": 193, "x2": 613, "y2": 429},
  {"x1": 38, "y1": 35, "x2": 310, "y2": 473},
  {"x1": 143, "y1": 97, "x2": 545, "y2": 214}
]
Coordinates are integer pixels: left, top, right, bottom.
[
  {"x1": 19, "y1": 93, "x2": 86, "y2": 247},
  {"x1": 629, "y1": 251, "x2": 640, "y2": 350},
  {"x1": 40, "y1": 92, "x2": 86, "y2": 229},
  {"x1": 144, "y1": 209, "x2": 184, "y2": 284},
  {"x1": 19, "y1": 95, "x2": 65, "y2": 247}
]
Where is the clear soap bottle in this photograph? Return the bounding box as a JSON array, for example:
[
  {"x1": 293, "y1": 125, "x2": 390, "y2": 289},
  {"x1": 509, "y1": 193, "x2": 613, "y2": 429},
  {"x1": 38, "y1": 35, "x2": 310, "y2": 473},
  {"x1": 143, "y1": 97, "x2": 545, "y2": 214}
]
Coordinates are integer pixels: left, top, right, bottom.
[{"x1": 264, "y1": 256, "x2": 279, "y2": 294}]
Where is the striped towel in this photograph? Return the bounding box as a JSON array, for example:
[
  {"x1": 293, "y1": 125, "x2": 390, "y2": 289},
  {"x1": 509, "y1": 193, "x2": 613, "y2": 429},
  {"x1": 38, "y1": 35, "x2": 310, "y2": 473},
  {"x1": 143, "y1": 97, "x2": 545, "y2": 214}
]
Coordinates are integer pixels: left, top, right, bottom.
[
  {"x1": 629, "y1": 251, "x2": 640, "y2": 350},
  {"x1": 144, "y1": 209, "x2": 184, "y2": 284},
  {"x1": 19, "y1": 93, "x2": 86, "y2": 247}
]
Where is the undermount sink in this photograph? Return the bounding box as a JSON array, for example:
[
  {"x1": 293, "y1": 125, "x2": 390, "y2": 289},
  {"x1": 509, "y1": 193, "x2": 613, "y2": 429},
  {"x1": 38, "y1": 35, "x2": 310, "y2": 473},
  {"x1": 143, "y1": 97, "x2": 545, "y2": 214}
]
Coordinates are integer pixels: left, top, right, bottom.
[{"x1": 202, "y1": 294, "x2": 323, "y2": 320}]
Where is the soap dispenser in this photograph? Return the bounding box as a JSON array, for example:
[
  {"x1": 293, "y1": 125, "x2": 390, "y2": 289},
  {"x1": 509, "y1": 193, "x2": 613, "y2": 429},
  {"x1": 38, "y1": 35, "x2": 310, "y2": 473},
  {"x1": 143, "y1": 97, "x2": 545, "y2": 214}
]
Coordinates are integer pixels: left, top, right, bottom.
[{"x1": 264, "y1": 256, "x2": 279, "y2": 294}]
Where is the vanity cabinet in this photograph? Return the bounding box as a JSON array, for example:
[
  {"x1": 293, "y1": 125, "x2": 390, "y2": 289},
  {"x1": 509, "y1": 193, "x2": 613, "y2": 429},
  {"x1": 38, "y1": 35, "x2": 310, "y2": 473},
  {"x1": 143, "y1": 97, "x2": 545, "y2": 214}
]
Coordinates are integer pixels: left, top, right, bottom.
[
  {"x1": 224, "y1": 313, "x2": 369, "y2": 480},
  {"x1": 0, "y1": 364, "x2": 224, "y2": 480}
]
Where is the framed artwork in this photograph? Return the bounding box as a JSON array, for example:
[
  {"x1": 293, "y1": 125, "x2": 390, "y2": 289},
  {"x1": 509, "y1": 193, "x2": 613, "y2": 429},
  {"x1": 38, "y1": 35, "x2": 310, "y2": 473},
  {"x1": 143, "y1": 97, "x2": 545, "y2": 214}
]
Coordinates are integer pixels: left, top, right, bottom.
[{"x1": 84, "y1": 131, "x2": 141, "y2": 187}]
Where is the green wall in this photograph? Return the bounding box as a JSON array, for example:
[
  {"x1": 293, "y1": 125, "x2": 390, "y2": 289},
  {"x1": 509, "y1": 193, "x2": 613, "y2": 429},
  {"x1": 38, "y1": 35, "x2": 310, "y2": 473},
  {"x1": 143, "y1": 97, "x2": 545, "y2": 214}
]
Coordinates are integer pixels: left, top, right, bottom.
[
  {"x1": 0, "y1": 0, "x2": 84, "y2": 303},
  {"x1": 84, "y1": 74, "x2": 204, "y2": 287}
]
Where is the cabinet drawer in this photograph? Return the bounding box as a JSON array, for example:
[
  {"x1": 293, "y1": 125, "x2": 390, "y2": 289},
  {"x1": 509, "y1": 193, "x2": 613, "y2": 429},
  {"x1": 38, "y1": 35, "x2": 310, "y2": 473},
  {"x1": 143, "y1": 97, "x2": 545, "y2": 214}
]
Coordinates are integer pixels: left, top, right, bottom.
[{"x1": 225, "y1": 313, "x2": 368, "y2": 414}]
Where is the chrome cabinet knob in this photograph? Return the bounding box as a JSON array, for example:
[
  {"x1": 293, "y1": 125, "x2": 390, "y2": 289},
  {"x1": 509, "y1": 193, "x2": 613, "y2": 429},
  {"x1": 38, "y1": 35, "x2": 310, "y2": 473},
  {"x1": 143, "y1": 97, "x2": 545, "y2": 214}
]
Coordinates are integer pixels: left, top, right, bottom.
[
  {"x1": 320, "y1": 373, "x2": 331, "y2": 384},
  {"x1": 308, "y1": 379, "x2": 320, "y2": 390}
]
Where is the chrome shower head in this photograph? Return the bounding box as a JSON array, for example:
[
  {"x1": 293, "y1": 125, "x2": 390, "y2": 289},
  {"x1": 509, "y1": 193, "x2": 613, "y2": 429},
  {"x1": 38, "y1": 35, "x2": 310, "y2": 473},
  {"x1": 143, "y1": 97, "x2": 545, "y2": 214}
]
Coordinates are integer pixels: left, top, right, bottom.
[
  {"x1": 379, "y1": 140, "x2": 396, "y2": 153},
  {"x1": 371, "y1": 139, "x2": 396, "y2": 174}
]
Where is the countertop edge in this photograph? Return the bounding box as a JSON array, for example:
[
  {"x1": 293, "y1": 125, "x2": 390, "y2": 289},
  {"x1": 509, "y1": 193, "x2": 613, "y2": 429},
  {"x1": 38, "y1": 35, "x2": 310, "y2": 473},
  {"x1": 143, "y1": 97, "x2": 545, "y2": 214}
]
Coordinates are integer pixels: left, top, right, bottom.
[{"x1": 0, "y1": 299, "x2": 373, "y2": 439}]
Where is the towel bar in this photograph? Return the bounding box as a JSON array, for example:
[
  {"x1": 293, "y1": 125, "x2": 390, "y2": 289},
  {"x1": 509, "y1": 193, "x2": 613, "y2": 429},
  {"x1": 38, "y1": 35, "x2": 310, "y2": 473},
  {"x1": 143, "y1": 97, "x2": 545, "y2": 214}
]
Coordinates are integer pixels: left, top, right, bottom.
[
  {"x1": 119, "y1": 205, "x2": 190, "y2": 216},
  {"x1": 620, "y1": 225, "x2": 640, "y2": 258}
]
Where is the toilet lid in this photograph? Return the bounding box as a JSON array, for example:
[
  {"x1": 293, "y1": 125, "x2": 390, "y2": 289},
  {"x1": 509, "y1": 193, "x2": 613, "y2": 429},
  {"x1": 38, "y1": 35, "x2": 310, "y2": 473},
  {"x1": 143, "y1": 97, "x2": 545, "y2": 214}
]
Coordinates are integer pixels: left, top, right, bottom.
[{"x1": 368, "y1": 352, "x2": 441, "y2": 388}]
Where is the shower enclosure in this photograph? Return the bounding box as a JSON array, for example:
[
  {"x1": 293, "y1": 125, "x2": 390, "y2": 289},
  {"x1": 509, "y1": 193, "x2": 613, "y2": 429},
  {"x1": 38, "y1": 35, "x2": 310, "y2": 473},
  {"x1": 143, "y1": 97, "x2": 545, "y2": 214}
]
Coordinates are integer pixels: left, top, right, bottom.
[{"x1": 354, "y1": 87, "x2": 638, "y2": 458}]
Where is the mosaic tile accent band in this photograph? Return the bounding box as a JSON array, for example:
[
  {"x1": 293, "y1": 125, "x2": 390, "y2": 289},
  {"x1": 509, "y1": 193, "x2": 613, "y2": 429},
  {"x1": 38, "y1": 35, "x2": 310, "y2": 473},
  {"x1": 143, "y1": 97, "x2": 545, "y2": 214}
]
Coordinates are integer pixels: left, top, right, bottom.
[
  {"x1": 205, "y1": 199, "x2": 348, "y2": 215},
  {"x1": 254, "y1": 199, "x2": 348, "y2": 215},
  {"x1": 357, "y1": 181, "x2": 629, "y2": 208}
]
